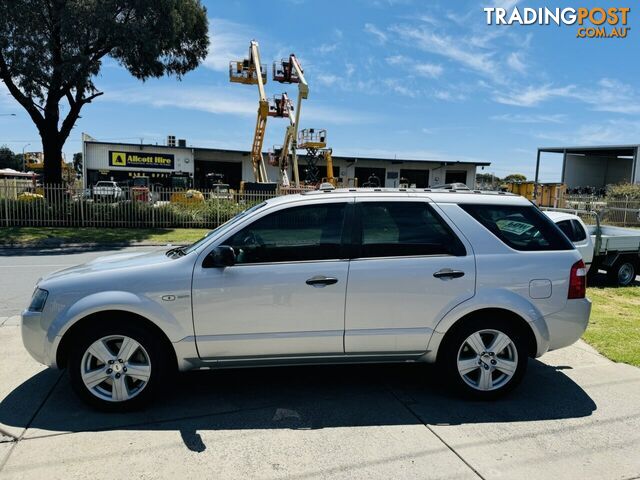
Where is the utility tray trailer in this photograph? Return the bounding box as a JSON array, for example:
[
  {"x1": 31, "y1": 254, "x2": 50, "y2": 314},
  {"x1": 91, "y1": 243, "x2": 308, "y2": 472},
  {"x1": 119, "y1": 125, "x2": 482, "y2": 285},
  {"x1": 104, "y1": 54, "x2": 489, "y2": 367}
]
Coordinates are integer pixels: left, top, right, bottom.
[{"x1": 543, "y1": 207, "x2": 640, "y2": 286}]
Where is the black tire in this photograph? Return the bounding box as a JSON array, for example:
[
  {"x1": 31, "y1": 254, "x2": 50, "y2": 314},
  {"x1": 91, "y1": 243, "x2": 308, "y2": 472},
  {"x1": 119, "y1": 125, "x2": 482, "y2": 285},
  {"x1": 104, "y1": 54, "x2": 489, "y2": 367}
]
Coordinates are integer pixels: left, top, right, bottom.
[
  {"x1": 438, "y1": 317, "x2": 529, "y2": 400},
  {"x1": 607, "y1": 259, "x2": 637, "y2": 287},
  {"x1": 67, "y1": 318, "x2": 168, "y2": 411}
]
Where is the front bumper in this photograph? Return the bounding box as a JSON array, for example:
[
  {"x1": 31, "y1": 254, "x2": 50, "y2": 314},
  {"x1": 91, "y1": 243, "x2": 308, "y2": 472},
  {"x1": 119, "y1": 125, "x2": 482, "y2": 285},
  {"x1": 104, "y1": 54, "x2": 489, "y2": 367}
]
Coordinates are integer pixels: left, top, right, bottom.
[
  {"x1": 21, "y1": 309, "x2": 55, "y2": 367},
  {"x1": 545, "y1": 298, "x2": 592, "y2": 351}
]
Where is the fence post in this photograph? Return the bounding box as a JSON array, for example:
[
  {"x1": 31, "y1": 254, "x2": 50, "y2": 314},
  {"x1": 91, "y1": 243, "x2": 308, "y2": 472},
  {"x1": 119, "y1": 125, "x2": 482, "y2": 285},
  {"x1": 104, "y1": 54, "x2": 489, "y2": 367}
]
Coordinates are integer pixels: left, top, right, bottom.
[
  {"x1": 623, "y1": 196, "x2": 629, "y2": 227},
  {"x1": 3, "y1": 178, "x2": 9, "y2": 227}
]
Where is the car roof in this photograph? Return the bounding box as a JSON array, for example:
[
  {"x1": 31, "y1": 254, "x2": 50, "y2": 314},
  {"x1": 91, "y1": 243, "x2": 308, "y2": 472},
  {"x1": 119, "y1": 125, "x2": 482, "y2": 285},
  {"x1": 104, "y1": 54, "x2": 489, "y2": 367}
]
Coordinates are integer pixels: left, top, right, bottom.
[
  {"x1": 543, "y1": 211, "x2": 580, "y2": 222},
  {"x1": 263, "y1": 188, "x2": 532, "y2": 207}
]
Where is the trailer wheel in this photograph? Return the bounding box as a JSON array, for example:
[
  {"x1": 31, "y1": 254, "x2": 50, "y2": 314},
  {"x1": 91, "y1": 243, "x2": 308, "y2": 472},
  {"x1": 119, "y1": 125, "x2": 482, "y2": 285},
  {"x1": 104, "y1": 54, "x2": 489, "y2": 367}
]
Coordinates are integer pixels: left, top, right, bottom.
[{"x1": 608, "y1": 259, "x2": 637, "y2": 287}]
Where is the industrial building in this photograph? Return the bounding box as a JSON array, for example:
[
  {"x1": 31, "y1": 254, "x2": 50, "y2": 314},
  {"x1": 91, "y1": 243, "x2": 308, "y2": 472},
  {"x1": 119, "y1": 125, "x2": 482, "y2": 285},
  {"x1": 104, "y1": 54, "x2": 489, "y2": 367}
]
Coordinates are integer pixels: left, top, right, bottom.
[
  {"x1": 82, "y1": 135, "x2": 490, "y2": 190},
  {"x1": 536, "y1": 144, "x2": 640, "y2": 189}
]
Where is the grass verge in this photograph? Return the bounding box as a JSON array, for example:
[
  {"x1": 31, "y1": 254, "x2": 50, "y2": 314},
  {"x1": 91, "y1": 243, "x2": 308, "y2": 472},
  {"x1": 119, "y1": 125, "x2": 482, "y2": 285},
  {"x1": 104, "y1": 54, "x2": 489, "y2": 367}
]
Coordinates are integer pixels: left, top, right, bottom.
[
  {"x1": 584, "y1": 286, "x2": 640, "y2": 367},
  {"x1": 0, "y1": 227, "x2": 209, "y2": 246}
]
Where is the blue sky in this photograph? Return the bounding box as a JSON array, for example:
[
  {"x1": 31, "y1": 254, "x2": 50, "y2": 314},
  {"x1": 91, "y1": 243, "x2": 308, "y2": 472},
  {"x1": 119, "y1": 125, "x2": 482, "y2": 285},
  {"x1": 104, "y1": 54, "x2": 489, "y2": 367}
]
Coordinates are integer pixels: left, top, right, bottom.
[{"x1": 0, "y1": 0, "x2": 638, "y2": 181}]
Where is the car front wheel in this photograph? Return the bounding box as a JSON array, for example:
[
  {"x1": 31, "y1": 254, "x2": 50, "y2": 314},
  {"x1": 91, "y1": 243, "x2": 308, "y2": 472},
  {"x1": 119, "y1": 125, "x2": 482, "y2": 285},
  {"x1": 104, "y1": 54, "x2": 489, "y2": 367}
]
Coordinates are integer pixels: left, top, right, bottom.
[
  {"x1": 68, "y1": 321, "x2": 167, "y2": 411},
  {"x1": 440, "y1": 319, "x2": 528, "y2": 399}
]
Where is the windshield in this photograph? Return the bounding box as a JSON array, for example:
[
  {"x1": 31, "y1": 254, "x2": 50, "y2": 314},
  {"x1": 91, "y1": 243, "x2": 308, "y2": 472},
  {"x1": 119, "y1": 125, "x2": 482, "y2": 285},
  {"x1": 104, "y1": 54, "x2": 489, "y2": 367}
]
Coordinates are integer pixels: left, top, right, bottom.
[{"x1": 182, "y1": 202, "x2": 267, "y2": 254}]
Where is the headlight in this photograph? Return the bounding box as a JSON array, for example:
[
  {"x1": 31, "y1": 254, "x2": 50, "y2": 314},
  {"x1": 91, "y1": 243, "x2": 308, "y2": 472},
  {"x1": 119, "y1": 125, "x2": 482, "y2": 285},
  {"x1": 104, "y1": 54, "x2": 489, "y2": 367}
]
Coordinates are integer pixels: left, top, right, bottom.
[{"x1": 28, "y1": 288, "x2": 48, "y2": 312}]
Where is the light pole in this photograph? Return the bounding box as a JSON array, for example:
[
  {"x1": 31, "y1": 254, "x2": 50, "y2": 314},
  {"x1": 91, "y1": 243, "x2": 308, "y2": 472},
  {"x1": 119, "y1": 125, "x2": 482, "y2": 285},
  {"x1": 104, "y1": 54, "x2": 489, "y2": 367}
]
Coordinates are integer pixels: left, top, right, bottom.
[{"x1": 22, "y1": 144, "x2": 31, "y2": 172}]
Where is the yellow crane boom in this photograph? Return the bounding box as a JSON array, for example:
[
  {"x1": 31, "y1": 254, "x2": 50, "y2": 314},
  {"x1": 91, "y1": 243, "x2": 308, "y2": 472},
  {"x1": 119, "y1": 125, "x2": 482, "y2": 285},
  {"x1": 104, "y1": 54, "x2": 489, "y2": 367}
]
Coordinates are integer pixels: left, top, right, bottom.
[{"x1": 229, "y1": 40, "x2": 270, "y2": 183}]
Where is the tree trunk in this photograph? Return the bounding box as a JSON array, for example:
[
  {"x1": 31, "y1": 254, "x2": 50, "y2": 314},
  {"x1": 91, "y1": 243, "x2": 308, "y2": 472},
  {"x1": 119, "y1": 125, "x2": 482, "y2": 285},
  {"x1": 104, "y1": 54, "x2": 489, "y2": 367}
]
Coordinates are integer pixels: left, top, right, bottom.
[{"x1": 40, "y1": 126, "x2": 63, "y2": 185}]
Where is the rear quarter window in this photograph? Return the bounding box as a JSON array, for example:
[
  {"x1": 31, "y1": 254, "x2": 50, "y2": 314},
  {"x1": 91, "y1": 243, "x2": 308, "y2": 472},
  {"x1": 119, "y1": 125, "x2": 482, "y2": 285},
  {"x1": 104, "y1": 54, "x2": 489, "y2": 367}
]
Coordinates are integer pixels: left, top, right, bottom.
[{"x1": 460, "y1": 204, "x2": 574, "y2": 251}]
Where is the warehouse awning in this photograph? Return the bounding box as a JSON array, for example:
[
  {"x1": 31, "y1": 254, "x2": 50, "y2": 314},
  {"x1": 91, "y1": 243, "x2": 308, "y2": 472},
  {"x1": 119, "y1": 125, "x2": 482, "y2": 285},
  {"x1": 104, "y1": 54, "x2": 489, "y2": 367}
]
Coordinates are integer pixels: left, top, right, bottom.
[{"x1": 535, "y1": 144, "x2": 639, "y2": 186}]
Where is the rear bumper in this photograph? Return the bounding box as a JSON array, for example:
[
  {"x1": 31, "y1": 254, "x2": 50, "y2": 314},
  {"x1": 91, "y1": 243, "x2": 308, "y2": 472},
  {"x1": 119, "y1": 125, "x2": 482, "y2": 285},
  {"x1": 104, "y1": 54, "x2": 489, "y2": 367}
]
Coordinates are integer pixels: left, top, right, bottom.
[{"x1": 545, "y1": 298, "x2": 592, "y2": 352}]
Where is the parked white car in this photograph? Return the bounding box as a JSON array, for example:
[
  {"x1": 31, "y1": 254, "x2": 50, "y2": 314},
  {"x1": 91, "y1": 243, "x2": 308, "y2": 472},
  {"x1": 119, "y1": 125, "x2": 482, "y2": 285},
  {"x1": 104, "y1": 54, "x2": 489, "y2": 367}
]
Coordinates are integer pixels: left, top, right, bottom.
[
  {"x1": 543, "y1": 211, "x2": 594, "y2": 269},
  {"x1": 92, "y1": 181, "x2": 124, "y2": 201},
  {"x1": 22, "y1": 189, "x2": 590, "y2": 410}
]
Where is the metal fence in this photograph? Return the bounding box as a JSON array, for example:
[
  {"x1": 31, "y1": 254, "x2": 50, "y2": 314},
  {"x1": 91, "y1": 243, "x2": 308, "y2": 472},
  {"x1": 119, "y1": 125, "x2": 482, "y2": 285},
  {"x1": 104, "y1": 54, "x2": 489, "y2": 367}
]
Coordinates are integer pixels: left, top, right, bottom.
[
  {"x1": 0, "y1": 181, "x2": 311, "y2": 229},
  {"x1": 2, "y1": 181, "x2": 639, "y2": 229},
  {"x1": 563, "y1": 194, "x2": 640, "y2": 228}
]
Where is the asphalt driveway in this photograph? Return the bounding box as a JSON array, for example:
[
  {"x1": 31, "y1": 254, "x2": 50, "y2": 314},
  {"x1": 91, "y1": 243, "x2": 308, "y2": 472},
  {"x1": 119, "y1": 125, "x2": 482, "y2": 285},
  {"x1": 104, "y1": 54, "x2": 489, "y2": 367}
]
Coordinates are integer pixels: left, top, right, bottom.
[{"x1": 0, "y1": 247, "x2": 639, "y2": 480}]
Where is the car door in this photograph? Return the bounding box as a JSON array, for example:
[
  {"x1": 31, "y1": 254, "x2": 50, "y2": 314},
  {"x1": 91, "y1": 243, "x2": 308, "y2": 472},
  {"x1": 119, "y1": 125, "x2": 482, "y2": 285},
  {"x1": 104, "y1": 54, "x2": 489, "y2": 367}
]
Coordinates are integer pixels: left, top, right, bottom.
[
  {"x1": 344, "y1": 198, "x2": 475, "y2": 354},
  {"x1": 192, "y1": 199, "x2": 352, "y2": 359}
]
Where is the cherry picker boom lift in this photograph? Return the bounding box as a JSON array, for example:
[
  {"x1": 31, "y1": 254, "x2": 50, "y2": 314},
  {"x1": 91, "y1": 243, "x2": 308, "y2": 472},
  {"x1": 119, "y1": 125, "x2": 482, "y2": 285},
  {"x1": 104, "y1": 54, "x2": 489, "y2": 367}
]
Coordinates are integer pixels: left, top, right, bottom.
[{"x1": 272, "y1": 54, "x2": 308, "y2": 187}]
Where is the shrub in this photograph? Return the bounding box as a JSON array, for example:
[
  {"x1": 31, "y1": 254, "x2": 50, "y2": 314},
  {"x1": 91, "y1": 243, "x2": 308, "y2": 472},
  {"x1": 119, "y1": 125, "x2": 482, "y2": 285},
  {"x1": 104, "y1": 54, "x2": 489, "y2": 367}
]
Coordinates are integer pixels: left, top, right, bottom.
[{"x1": 606, "y1": 183, "x2": 640, "y2": 199}]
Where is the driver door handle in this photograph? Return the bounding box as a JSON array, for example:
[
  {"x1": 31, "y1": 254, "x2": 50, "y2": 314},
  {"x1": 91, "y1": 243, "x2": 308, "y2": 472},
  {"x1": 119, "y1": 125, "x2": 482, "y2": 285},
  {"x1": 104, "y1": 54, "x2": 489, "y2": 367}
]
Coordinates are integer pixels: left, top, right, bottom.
[
  {"x1": 433, "y1": 268, "x2": 465, "y2": 279},
  {"x1": 306, "y1": 275, "x2": 339, "y2": 287}
]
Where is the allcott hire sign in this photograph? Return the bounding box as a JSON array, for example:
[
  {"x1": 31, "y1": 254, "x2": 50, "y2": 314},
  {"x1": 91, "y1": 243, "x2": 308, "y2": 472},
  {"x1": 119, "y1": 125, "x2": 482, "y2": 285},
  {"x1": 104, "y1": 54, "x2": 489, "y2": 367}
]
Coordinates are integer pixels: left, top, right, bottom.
[{"x1": 109, "y1": 151, "x2": 175, "y2": 170}]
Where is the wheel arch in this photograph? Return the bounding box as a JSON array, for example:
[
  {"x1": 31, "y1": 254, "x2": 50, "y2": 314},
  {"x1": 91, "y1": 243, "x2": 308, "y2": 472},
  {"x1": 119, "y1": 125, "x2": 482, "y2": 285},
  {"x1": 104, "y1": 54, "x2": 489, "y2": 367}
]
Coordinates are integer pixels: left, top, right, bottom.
[
  {"x1": 434, "y1": 308, "x2": 538, "y2": 364},
  {"x1": 55, "y1": 310, "x2": 178, "y2": 371}
]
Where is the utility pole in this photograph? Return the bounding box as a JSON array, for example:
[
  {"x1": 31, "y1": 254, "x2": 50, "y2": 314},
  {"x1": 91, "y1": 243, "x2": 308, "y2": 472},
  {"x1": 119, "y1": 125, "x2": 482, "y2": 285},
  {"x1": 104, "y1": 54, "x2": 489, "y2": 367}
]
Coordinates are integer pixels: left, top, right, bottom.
[{"x1": 22, "y1": 143, "x2": 31, "y2": 172}]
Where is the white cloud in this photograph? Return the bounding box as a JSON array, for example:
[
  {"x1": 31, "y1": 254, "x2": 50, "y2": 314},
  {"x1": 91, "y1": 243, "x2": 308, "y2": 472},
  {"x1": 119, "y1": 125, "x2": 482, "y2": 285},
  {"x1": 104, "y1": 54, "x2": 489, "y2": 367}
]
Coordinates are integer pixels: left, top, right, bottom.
[
  {"x1": 415, "y1": 63, "x2": 443, "y2": 78},
  {"x1": 108, "y1": 85, "x2": 378, "y2": 126},
  {"x1": 110, "y1": 85, "x2": 256, "y2": 116},
  {"x1": 204, "y1": 18, "x2": 252, "y2": 72},
  {"x1": 390, "y1": 24, "x2": 498, "y2": 80},
  {"x1": 383, "y1": 79, "x2": 416, "y2": 97},
  {"x1": 317, "y1": 74, "x2": 339, "y2": 87},
  {"x1": 490, "y1": 113, "x2": 567, "y2": 124},
  {"x1": 364, "y1": 23, "x2": 388, "y2": 44},
  {"x1": 535, "y1": 119, "x2": 640, "y2": 145},
  {"x1": 386, "y1": 55, "x2": 410, "y2": 65},
  {"x1": 346, "y1": 63, "x2": 355, "y2": 78},
  {"x1": 491, "y1": 0, "x2": 521, "y2": 10},
  {"x1": 577, "y1": 78, "x2": 640, "y2": 114},
  {"x1": 316, "y1": 43, "x2": 339, "y2": 55},
  {"x1": 493, "y1": 84, "x2": 576, "y2": 107},
  {"x1": 434, "y1": 89, "x2": 466, "y2": 101},
  {"x1": 506, "y1": 52, "x2": 526, "y2": 74},
  {"x1": 494, "y1": 78, "x2": 640, "y2": 112}
]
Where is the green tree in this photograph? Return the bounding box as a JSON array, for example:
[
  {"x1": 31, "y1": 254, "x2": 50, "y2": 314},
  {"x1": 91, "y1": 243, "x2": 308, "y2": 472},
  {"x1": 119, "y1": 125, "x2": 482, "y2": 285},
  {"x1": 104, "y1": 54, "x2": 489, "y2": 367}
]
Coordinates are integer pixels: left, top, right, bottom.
[
  {"x1": 0, "y1": 145, "x2": 21, "y2": 170},
  {"x1": 0, "y1": 0, "x2": 209, "y2": 184},
  {"x1": 503, "y1": 173, "x2": 527, "y2": 183}
]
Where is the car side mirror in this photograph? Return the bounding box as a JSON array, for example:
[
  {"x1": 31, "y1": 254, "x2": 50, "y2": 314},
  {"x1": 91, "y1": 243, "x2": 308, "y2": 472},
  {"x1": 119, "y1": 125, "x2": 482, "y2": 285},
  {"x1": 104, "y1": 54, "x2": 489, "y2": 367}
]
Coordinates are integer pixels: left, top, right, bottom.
[{"x1": 203, "y1": 246, "x2": 236, "y2": 268}]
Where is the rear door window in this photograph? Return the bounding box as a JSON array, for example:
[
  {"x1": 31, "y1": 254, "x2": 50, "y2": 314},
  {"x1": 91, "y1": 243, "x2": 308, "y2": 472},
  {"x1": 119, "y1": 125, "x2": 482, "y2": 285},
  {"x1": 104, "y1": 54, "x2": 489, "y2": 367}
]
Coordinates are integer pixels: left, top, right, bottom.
[
  {"x1": 356, "y1": 201, "x2": 466, "y2": 258},
  {"x1": 460, "y1": 204, "x2": 573, "y2": 251}
]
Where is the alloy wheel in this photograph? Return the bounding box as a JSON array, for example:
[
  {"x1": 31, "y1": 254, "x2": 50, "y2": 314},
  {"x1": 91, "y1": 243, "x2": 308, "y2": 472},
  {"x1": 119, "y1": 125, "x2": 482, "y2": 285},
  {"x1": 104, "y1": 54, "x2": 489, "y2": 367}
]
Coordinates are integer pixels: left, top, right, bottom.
[
  {"x1": 456, "y1": 329, "x2": 518, "y2": 391},
  {"x1": 80, "y1": 335, "x2": 151, "y2": 402}
]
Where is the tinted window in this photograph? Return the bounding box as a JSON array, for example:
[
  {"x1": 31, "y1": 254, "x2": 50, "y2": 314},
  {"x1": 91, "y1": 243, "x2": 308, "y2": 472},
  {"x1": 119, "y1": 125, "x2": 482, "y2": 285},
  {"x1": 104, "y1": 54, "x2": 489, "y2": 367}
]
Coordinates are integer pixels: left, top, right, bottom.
[
  {"x1": 224, "y1": 203, "x2": 346, "y2": 263},
  {"x1": 358, "y1": 202, "x2": 465, "y2": 257},
  {"x1": 460, "y1": 204, "x2": 573, "y2": 251},
  {"x1": 571, "y1": 220, "x2": 587, "y2": 241},
  {"x1": 556, "y1": 220, "x2": 576, "y2": 241}
]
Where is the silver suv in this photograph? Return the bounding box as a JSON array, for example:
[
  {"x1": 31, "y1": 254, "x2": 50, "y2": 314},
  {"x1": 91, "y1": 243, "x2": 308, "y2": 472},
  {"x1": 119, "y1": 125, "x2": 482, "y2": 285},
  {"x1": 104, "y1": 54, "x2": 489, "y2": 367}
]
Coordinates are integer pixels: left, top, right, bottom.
[{"x1": 22, "y1": 189, "x2": 591, "y2": 410}]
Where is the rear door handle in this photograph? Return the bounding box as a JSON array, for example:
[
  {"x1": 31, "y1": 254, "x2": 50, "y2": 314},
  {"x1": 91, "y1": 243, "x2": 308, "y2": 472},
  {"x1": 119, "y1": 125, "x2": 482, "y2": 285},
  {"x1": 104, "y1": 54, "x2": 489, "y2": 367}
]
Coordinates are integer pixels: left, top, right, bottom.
[
  {"x1": 306, "y1": 275, "x2": 338, "y2": 287},
  {"x1": 433, "y1": 268, "x2": 465, "y2": 279}
]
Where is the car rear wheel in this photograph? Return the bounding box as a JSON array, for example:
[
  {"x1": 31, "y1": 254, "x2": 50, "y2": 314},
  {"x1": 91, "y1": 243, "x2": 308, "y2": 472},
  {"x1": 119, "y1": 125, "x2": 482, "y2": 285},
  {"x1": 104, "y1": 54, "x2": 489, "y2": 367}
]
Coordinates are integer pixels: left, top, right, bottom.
[
  {"x1": 68, "y1": 320, "x2": 167, "y2": 411},
  {"x1": 440, "y1": 319, "x2": 528, "y2": 399}
]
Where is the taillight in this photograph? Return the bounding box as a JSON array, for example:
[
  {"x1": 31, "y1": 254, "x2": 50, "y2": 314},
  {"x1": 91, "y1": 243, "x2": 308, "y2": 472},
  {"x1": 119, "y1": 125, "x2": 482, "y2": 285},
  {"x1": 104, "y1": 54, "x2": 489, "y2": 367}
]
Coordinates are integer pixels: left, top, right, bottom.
[{"x1": 568, "y1": 259, "x2": 587, "y2": 299}]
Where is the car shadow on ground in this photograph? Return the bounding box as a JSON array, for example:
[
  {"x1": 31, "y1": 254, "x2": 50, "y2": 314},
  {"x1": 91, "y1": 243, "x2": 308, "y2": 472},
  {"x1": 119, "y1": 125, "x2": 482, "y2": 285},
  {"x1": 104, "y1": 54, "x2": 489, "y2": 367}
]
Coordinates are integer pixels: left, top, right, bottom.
[{"x1": 0, "y1": 358, "x2": 596, "y2": 452}]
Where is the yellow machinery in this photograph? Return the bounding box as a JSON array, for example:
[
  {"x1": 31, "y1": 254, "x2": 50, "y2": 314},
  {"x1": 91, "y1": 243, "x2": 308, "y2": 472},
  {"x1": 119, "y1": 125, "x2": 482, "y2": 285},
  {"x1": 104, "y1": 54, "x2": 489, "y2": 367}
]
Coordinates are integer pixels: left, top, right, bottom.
[
  {"x1": 319, "y1": 148, "x2": 358, "y2": 188},
  {"x1": 272, "y1": 54, "x2": 308, "y2": 187},
  {"x1": 504, "y1": 181, "x2": 567, "y2": 208},
  {"x1": 229, "y1": 40, "x2": 271, "y2": 183}
]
